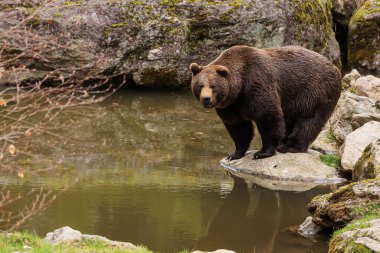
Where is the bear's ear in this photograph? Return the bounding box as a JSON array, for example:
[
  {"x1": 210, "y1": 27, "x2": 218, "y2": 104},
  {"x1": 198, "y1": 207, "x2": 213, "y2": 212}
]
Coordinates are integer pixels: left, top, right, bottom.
[
  {"x1": 216, "y1": 65, "x2": 229, "y2": 77},
  {"x1": 189, "y1": 63, "x2": 202, "y2": 75}
]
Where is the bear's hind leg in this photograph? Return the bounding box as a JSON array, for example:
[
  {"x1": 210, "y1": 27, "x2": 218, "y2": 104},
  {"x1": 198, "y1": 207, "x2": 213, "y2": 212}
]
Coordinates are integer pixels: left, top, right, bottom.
[{"x1": 277, "y1": 112, "x2": 329, "y2": 153}]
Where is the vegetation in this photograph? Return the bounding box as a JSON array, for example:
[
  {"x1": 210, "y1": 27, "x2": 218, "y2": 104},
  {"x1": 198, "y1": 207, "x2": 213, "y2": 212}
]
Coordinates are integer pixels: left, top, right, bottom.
[
  {"x1": 330, "y1": 213, "x2": 379, "y2": 253},
  {"x1": 319, "y1": 154, "x2": 341, "y2": 167},
  {"x1": 0, "y1": 232, "x2": 153, "y2": 253}
]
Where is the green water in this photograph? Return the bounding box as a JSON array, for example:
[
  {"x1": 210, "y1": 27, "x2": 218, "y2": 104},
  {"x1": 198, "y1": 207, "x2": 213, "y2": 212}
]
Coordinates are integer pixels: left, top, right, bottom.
[{"x1": 1, "y1": 90, "x2": 330, "y2": 253}]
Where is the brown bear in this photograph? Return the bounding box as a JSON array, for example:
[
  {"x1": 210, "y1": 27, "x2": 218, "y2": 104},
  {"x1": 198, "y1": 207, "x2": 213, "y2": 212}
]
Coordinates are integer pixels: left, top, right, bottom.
[{"x1": 189, "y1": 45, "x2": 341, "y2": 160}]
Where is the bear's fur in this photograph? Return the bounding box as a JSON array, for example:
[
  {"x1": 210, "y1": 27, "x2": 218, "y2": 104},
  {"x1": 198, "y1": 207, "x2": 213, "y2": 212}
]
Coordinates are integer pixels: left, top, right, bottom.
[{"x1": 190, "y1": 45, "x2": 341, "y2": 160}]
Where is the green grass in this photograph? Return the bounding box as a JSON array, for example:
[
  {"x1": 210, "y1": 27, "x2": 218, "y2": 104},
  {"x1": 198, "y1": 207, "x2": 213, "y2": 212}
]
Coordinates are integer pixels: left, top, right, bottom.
[
  {"x1": 0, "y1": 232, "x2": 153, "y2": 253},
  {"x1": 351, "y1": 202, "x2": 380, "y2": 218},
  {"x1": 347, "y1": 241, "x2": 373, "y2": 253},
  {"x1": 319, "y1": 154, "x2": 341, "y2": 167},
  {"x1": 332, "y1": 211, "x2": 380, "y2": 239}
]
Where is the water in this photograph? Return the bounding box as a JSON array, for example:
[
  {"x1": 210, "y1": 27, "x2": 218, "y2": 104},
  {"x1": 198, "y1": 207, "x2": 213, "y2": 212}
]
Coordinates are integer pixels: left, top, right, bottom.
[{"x1": 1, "y1": 89, "x2": 331, "y2": 253}]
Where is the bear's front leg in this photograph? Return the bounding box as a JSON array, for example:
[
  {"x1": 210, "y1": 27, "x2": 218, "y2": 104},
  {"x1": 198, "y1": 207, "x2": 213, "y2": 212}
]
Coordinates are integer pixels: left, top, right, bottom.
[
  {"x1": 223, "y1": 121, "x2": 253, "y2": 161},
  {"x1": 254, "y1": 113, "x2": 285, "y2": 159}
]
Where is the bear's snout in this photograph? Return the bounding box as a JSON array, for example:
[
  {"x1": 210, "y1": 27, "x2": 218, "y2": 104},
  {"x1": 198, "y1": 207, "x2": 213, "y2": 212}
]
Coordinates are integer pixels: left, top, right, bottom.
[{"x1": 202, "y1": 96, "x2": 211, "y2": 107}]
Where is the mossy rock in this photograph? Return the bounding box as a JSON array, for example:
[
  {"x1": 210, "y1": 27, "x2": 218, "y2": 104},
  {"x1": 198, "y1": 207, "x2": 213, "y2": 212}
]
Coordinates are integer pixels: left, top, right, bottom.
[
  {"x1": 348, "y1": 0, "x2": 380, "y2": 76},
  {"x1": 308, "y1": 179, "x2": 380, "y2": 229}
]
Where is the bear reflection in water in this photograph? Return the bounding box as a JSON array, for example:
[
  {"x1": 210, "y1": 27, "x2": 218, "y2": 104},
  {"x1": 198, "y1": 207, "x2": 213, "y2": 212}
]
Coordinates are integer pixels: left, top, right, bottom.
[{"x1": 196, "y1": 177, "x2": 328, "y2": 253}]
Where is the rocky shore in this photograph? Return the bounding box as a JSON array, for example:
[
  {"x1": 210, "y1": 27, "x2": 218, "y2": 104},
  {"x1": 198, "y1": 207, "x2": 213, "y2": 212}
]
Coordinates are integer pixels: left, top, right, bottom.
[{"x1": 305, "y1": 69, "x2": 380, "y2": 253}]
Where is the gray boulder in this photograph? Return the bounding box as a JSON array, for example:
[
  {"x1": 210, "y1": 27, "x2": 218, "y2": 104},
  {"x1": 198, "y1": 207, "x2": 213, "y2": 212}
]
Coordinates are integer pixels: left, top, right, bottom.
[
  {"x1": 340, "y1": 121, "x2": 380, "y2": 172},
  {"x1": 352, "y1": 75, "x2": 380, "y2": 102},
  {"x1": 342, "y1": 69, "x2": 361, "y2": 89},
  {"x1": 220, "y1": 151, "x2": 344, "y2": 192},
  {"x1": 45, "y1": 226, "x2": 81, "y2": 244},
  {"x1": 0, "y1": 0, "x2": 340, "y2": 88},
  {"x1": 45, "y1": 226, "x2": 137, "y2": 250},
  {"x1": 348, "y1": 0, "x2": 380, "y2": 76},
  {"x1": 329, "y1": 91, "x2": 378, "y2": 143},
  {"x1": 298, "y1": 216, "x2": 323, "y2": 238}
]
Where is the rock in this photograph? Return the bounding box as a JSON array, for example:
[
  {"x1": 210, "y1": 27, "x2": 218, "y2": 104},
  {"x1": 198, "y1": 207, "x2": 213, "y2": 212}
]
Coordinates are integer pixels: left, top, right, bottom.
[
  {"x1": 329, "y1": 218, "x2": 380, "y2": 253},
  {"x1": 331, "y1": 0, "x2": 366, "y2": 25},
  {"x1": 311, "y1": 128, "x2": 340, "y2": 154},
  {"x1": 353, "y1": 139, "x2": 380, "y2": 181},
  {"x1": 340, "y1": 121, "x2": 380, "y2": 171},
  {"x1": 329, "y1": 91, "x2": 378, "y2": 143},
  {"x1": 0, "y1": 0, "x2": 340, "y2": 88},
  {"x1": 351, "y1": 113, "x2": 380, "y2": 130},
  {"x1": 45, "y1": 226, "x2": 137, "y2": 250},
  {"x1": 298, "y1": 216, "x2": 323, "y2": 237},
  {"x1": 342, "y1": 69, "x2": 361, "y2": 89},
  {"x1": 192, "y1": 250, "x2": 236, "y2": 253},
  {"x1": 348, "y1": 0, "x2": 380, "y2": 76},
  {"x1": 220, "y1": 150, "x2": 345, "y2": 192},
  {"x1": 352, "y1": 75, "x2": 380, "y2": 102},
  {"x1": 45, "y1": 226, "x2": 82, "y2": 244},
  {"x1": 308, "y1": 179, "x2": 380, "y2": 229}
]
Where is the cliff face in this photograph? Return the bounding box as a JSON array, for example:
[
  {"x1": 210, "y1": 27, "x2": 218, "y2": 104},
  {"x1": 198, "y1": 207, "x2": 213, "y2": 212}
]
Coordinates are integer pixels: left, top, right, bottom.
[{"x1": 0, "y1": 0, "x2": 340, "y2": 88}]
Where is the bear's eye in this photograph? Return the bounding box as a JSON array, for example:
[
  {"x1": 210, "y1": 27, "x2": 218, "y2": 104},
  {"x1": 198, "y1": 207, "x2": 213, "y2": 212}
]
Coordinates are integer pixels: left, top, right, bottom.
[
  {"x1": 198, "y1": 84, "x2": 204, "y2": 88},
  {"x1": 210, "y1": 84, "x2": 216, "y2": 89}
]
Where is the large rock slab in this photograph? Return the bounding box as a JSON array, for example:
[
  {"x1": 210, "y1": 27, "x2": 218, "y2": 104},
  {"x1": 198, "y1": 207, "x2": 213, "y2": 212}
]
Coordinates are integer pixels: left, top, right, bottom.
[
  {"x1": 329, "y1": 218, "x2": 380, "y2": 253},
  {"x1": 352, "y1": 75, "x2": 380, "y2": 102},
  {"x1": 340, "y1": 121, "x2": 380, "y2": 171},
  {"x1": 0, "y1": 0, "x2": 340, "y2": 87},
  {"x1": 348, "y1": 0, "x2": 380, "y2": 76},
  {"x1": 353, "y1": 139, "x2": 380, "y2": 181},
  {"x1": 329, "y1": 91, "x2": 378, "y2": 143},
  {"x1": 308, "y1": 179, "x2": 380, "y2": 229},
  {"x1": 220, "y1": 151, "x2": 344, "y2": 192}
]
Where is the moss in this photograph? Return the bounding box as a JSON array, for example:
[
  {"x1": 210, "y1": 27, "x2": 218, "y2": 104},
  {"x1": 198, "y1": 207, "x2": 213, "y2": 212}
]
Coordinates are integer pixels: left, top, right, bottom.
[
  {"x1": 353, "y1": 143, "x2": 378, "y2": 181},
  {"x1": 63, "y1": 1, "x2": 83, "y2": 6},
  {"x1": 347, "y1": 241, "x2": 373, "y2": 253},
  {"x1": 111, "y1": 22, "x2": 129, "y2": 28},
  {"x1": 351, "y1": 202, "x2": 380, "y2": 218},
  {"x1": 332, "y1": 218, "x2": 372, "y2": 238},
  {"x1": 348, "y1": 0, "x2": 380, "y2": 66},
  {"x1": 348, "y1": 86, "x2": 358, "y2": 94},
  {"x1": 330, "y1": 213, "x2": 380, "y2": 253},
  {"x1": 290, "y1": 0, "x2": 337, "y2": 65},
  {"x1": 326, "y1": 128, "x2": 338, "y2": 142},
  {"x1": 320, "y1": 154, "x2": 341, "y2": 167}
]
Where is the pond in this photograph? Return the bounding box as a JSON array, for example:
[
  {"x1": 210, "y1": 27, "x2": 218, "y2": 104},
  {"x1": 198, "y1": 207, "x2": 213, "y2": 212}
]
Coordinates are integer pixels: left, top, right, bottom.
[{"x1": 1, "y1": 89, "x2": 331, "y2": 253}]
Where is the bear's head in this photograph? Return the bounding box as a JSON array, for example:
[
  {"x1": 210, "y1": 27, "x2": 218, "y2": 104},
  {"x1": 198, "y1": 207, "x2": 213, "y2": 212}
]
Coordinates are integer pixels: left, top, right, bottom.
[{"x1": 189, "y1": 63, "x2": 230, "y2": 109}]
